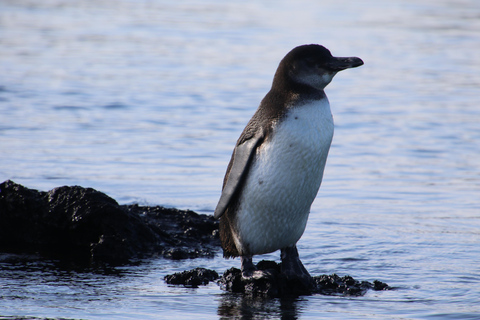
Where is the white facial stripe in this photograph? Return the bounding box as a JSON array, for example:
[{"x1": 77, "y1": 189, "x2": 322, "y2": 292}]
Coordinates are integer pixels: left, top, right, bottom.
[{"x1": 293, "y1": 69, "x2": 338, "y2": 90}]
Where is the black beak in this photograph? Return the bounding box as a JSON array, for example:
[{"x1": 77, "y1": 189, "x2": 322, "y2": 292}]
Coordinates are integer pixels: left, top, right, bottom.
[{"x1": 325, "y1": 56, "x2": 364, "y2": 72}]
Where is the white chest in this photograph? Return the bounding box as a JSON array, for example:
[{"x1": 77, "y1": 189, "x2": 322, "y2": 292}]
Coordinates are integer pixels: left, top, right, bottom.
[{"x1": 234, "y1": 99, "x2": 334, "y2": 255}]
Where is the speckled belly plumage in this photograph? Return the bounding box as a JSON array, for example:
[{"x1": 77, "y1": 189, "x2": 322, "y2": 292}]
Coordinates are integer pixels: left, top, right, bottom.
[{"x1": 232, "y1": 99, "x2": 334, "y2": 255}]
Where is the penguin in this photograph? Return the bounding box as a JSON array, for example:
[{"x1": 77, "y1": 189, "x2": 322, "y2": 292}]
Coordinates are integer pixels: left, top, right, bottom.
[{"x1": 214, "y1": 44, "x2": 363, "y2": 286}]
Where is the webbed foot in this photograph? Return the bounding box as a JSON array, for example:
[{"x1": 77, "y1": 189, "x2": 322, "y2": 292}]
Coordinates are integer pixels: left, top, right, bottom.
[
  {"x1": 280, "y1": 245, "x2": 315, "y2": 290},
  {"x1": 241, "y1": 256, "x2": 275, "y2": 280}
]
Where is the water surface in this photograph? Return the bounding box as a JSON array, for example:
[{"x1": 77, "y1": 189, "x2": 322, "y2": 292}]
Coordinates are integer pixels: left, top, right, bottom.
[{"x1": 1, "y1": 0, "x2": 479, "y2": 319}]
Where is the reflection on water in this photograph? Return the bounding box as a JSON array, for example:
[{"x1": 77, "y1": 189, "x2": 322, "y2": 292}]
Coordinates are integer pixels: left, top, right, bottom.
[
  {"x1": 1, "y1": 0, "x2": 480, "y2": 319},
  {"x1": 218, "y1": 294, "x2": 304, "y2": 320}
]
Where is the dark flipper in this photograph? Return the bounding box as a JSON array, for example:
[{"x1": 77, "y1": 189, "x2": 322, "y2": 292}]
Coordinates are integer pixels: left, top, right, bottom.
[{"x1": 214, "y1": 129, "x2": 264, "y2": 219}]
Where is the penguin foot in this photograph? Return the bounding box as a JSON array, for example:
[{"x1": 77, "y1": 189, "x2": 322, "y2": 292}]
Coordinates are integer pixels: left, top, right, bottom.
[
  {"x1": 240, "y1": 255, "x2": 275, "y2": 280},
  {"x1": 242, "y1": 269, "x2": 276, "y2": 280},
  {"x1": 280, "y1": 245, "x2": 315, "y2": 290}
]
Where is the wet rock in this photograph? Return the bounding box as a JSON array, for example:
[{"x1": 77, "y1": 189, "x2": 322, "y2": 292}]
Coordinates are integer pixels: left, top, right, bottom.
[
  {"x1": 132, "y1": 204, "x2": 219, "y2": 260},
  {"x1": 219, "y1": 261, "x2": 285, "y2": 297},
  {"x1": 1, "y1": 180, "x2": 392, "y2": 298},
  {"x1": 0, "y1": 180, "x2": 219, "y2": 265},
  {"x1": 165, "y1": 262, "x2": 391, "y2": 298},
  {"x1": 218, "y1": 260, "x2": 392, "y2": 298},
  {"x1": 165, "y1": 267, "x2": 219, "y2": 288},
  {"x1": 313, "y1": 274, "x2": 387, "y2": 296}
]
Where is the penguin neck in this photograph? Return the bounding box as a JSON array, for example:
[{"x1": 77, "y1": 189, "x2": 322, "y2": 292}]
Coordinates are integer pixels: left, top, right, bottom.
[
  {"x1": 254, "y1": 75, "x2": 329, "y2": 138},
  {"x1": 272, "y1": 74, "x2": 327, "y2": 105},
  {"x1": 266, "y1": 84, "x2": 327, "y2": 112}
]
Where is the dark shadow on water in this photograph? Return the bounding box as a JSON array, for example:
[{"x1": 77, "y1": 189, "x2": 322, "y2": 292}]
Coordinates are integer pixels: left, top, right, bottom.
[
  {"x1": 0, "y1": 252, "x2": 132, "y2": 285},
  {"x1": 218, "y1": 293, "x2": 304, "y2": 320}
]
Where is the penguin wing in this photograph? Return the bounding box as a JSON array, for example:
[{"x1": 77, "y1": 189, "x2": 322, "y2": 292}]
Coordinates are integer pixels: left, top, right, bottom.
[{"x1": 214, "y1": 128, "x2": 264, "y2": 219}]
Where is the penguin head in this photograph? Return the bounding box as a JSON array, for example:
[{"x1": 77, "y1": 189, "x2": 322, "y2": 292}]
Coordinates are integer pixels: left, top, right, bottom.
[{"x1": 276, "y1": 44, "x2": 363, "y2": 91}]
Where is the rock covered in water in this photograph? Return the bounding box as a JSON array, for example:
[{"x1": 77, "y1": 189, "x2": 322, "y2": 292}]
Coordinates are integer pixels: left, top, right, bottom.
[
  {"x1": 314, "y1": 274, "x2": 390, "y2": 296},
  {"x1": 219, "y1": 260, "x2": 286, "y2": 297},
  {"x1": 217, "y1": 260, "x2": 391, "y2": 297},
  {"x1": 1, "y1": 180, "x2": 392, "y2": 298},
  {"x1": 165, "y1": 261, "x2": 391, "y2": 297},
  {"x1": 0, "y1": 180, "x2": 219, "y2": 265},
  {"x1": 164, "y1": 267, "x2": 219, "y2": 288}
]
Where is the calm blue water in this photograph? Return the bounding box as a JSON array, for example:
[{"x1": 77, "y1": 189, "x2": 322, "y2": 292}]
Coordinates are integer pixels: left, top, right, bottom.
[{"x1": 1, "y1": 0, "x2": 480, "y2": 319}]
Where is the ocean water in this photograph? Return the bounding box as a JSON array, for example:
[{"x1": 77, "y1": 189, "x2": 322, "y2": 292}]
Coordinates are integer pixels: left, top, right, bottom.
[{"x1": 1, "y1": 0, "x2": 480, "y2": 319}]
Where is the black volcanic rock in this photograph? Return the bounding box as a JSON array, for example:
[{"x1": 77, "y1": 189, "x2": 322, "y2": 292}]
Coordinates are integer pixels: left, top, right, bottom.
[
  {"x1": 129, "y1": 204, "x2": 219, "y2": 260},
  {"x1": 217, "y1": 261, "x2": 392, "y2": 298},
  {"x1": 165, "y1": 261, "x2": 391, "y2": 297},
  {"x1": 1, "y1": 180, "x2": 391, "y2": 298},
  {"x1": 164, "y1": 267, "x2": 219, "y2": 288},
  {"x1": 0, "y1": 180, "x2": 219, "y2": 264}
]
